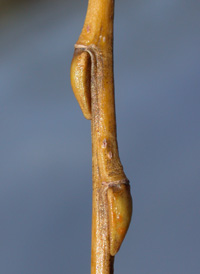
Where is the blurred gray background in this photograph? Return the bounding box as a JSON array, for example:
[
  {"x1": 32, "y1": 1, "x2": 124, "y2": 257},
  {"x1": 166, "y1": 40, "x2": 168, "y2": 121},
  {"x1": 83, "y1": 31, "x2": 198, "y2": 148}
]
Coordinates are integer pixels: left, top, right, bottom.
[{"x1": 0, "y1": 0, "x2": 200, "y2": 273}]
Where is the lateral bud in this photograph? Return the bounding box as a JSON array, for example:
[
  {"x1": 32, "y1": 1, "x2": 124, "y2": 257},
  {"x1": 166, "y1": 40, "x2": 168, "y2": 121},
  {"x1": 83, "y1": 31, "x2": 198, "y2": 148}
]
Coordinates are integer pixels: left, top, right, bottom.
[
  {"x1": 70, "y1": 49, "x2": 91, "y2": 120},
  {"x1": 107, "y1": 180, "x2": 132, "y2": 256}
]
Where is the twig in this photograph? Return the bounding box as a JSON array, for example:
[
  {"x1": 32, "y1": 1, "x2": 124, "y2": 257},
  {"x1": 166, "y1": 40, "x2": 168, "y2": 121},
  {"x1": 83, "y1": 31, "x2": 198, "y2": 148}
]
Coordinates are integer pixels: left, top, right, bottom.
[{"x1": 71, "y1": 1, "x2": 132, "y2": 273}]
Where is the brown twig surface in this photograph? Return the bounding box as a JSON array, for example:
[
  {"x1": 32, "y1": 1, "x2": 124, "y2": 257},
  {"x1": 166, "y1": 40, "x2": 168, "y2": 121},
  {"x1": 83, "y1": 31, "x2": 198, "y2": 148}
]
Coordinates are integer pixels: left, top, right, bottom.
[{"x1": 71, "y1": 1, "x2": 132, "y2": 273}]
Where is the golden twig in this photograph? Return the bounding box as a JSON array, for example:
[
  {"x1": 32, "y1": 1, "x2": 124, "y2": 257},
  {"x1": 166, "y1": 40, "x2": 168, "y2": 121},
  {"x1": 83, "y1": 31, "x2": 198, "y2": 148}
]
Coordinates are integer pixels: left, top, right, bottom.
[{"x1": 71, "y1": 1, "x2": 132, "y2": 273}]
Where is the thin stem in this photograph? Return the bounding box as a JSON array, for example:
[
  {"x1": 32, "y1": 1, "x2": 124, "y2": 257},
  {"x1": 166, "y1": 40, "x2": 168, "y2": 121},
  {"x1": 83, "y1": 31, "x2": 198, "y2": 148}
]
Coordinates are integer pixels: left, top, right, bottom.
[{"x1": 71, "y1": 1, "x2": 132, "y2": 273}]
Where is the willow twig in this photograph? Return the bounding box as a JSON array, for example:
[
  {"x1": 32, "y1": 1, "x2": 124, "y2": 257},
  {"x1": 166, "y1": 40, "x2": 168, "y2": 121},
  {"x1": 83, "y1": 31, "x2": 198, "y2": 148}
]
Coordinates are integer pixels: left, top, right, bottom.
[{"x1": 71, "y1": 1, "x2": 132, "y2": 273}]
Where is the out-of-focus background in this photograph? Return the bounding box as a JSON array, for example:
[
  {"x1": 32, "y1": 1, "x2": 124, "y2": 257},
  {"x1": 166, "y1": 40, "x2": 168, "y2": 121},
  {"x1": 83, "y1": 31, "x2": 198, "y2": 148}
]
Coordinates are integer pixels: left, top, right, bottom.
[{"x1": 0, "y1": 0, "x2": 200, "y2": 273}]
